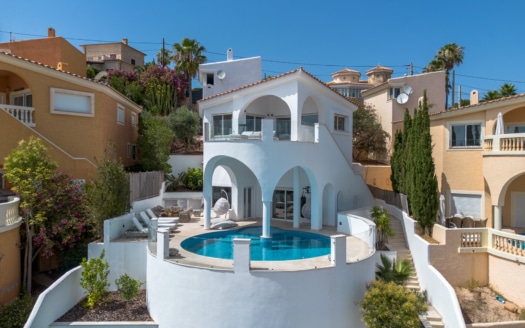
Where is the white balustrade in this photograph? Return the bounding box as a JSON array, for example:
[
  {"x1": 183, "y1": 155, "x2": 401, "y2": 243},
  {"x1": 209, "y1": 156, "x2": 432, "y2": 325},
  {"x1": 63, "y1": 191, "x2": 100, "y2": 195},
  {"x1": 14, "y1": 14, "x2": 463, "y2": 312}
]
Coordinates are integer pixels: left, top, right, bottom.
[
  {"x1": 1, "y1": 104, "x2": 36, "y2": 127},
  {"x1": 0, "y1": 196, "x2": 20, "y2": 227},
  {"x1": 484, "y1": 133, "x2": 525, "y2": 152}
]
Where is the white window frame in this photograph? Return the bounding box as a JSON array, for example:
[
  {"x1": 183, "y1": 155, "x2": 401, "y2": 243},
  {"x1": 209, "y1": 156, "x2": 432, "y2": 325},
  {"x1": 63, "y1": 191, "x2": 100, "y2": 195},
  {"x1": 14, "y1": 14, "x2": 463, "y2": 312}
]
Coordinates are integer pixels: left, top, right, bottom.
[
  {"x1": 10, "y1": 89, "x2": 32, "y2": 107},
  {"x1": 334, "y1": 114, "x2": 347, "y2": 132},
  {"x1": 447, "y1": 120, "x2": 483, "y2": 149},
  {"x1": 117, "y1": 104, "x2": 125, "y2": 125},
  {"x1": 50, "y1": 88, "x2": 94, "y2": 117},
  {"x1": 388, "y1": 87, "x2": 401, "y2": 100},
  {"x1": 212, "y1": 114, "x2": 232, "y2": 137},
  {"x1": 448, "y1": 191, "x2": 483, "y2": 219},
  {"x1": 131, "y1": 112, "x2": 137, "y2": 126}
]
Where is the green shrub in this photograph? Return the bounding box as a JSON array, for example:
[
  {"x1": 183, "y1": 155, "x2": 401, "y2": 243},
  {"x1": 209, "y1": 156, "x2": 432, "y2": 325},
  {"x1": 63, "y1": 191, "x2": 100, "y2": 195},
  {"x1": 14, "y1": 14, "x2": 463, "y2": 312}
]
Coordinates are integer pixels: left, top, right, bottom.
[
  {"x1": 0, "y1": 294, "x2": 34, "y2": 328},
  {"x1": 115, "y1": 274, "x2": 143, "y2": 301},
  {"x1": 178, "y1": 167, "x2": 203, "y2": 191},
  {"x1": 80, "y1": 249, "x2": 110, "y2": 309}
]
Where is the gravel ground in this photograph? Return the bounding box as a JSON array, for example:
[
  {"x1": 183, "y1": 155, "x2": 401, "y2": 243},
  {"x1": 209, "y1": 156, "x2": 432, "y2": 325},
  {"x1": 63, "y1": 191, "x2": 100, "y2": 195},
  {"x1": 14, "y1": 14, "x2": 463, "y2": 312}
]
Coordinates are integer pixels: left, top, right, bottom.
[
  {"x1": 56, "y1": 289, "x2": 152, "y2": 322},
  {"x1": 455, "y1": 286, "x2": 522, "y2": 323}
]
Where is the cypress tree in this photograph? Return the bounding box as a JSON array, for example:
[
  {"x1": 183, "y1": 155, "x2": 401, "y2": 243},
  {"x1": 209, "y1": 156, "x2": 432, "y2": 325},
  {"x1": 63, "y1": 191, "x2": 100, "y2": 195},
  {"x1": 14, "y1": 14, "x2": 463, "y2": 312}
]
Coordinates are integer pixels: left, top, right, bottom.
[
  {"x1": 410, "y1": 92, "x2": 439, "y2": 236},
  {"x1": 390, "y1": 129, "x2": 404, "y2": 193}
]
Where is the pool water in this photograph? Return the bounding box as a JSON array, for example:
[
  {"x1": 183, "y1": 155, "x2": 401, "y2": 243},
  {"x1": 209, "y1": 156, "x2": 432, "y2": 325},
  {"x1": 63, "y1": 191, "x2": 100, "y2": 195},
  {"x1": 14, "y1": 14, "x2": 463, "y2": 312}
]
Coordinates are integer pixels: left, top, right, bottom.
[{"x1": 181, "y1": 226, "x2": 331, "y2": 261}]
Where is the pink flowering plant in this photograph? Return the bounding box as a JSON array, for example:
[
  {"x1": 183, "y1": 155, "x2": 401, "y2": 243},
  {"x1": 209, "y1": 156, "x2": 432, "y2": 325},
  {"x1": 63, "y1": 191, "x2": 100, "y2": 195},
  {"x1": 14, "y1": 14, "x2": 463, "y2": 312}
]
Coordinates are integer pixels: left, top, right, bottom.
[{"x1": 32, "y1": 172, "x2": 93, "y2": 258}]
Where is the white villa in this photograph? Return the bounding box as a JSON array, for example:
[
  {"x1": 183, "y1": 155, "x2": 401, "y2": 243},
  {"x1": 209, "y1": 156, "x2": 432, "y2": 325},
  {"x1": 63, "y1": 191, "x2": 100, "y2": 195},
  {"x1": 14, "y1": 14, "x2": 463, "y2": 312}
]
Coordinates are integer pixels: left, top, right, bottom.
[{"x1": 22, "y1": 50, "x2": 525, "y2": 328}]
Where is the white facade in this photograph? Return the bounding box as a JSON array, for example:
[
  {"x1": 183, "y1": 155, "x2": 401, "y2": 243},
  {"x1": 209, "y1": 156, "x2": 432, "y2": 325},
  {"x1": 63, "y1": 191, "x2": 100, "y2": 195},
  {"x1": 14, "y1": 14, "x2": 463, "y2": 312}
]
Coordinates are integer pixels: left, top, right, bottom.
[
  {"x1": 199, "y1": 67, "x2": 375, "y2": 235},
  {"x1": 198, "y1": 48, "x2": 262, "y2": 99}
]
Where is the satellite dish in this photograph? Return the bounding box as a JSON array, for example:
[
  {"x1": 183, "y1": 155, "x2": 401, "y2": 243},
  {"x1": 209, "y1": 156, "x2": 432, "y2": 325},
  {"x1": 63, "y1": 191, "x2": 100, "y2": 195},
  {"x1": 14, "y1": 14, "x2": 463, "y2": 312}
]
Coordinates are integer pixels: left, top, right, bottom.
[
  {"x1": 403, "y1": 85, "x2": 413, "y2": 95},
  {"x1": 396, "y1": 93, "x2": 409, "y2": 104},
  {"x1": 217, "y1": 70, "x2": 226, "y2": 80}
]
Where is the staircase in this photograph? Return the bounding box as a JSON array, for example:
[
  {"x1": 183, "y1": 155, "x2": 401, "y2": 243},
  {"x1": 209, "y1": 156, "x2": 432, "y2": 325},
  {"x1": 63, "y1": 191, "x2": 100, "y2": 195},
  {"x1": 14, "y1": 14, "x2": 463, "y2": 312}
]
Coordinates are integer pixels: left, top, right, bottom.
[{"x1": 388, "y1": 217, "x2": 445, "y2": 328}]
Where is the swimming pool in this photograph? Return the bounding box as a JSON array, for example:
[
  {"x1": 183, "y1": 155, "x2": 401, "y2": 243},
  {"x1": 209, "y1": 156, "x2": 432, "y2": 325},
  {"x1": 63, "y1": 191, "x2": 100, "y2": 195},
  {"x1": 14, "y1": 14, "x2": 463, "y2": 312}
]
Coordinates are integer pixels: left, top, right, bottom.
[{"x1": 181, "y1": 226, "x2": 331, "y2": 261}]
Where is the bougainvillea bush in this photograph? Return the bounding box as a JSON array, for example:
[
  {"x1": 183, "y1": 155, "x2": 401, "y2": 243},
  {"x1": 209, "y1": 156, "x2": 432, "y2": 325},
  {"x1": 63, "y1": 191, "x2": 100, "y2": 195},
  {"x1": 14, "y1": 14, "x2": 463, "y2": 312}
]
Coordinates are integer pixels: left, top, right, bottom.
[{"x1": 32, "y1": 172, "x2": 93, "y2": 258}]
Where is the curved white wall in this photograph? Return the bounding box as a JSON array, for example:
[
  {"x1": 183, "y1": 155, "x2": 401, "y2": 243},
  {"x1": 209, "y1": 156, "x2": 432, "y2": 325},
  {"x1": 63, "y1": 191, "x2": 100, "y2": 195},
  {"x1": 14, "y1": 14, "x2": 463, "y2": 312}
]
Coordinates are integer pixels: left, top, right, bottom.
[{"x1": 147, "y1": 253, "x2": 374, "y2": 328}]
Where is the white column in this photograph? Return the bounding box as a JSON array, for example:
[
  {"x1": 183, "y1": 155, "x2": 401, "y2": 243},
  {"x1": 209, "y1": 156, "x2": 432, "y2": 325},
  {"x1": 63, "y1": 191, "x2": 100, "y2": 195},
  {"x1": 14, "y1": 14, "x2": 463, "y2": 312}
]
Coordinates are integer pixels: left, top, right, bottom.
[
  {"x1": 203, "y1": 194, "x2": 211, "y2": 229},
  {"x1": 262, "y1": 200, "x2": 271, "y2": 238},
  {"x1": 293, "y1": 168, "x2": 300, "y2": 228},
  {"x1": 494, "y1": 205, "x2": 502, "y2": 230}
]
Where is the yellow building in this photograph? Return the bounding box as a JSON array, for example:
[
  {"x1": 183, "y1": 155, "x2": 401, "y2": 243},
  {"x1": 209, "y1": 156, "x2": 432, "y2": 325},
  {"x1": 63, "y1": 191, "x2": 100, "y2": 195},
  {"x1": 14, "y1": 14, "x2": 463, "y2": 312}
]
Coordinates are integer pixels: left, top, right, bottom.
[
  {"x1": 0, "y1": 50, "x2": 141, "y2": 184},
  {"x1": 430, "y1": 92, "x2": 525, "y2": 230},
  {"x1": 0, "y1": 197, "x2": 22, "y2": 305}
]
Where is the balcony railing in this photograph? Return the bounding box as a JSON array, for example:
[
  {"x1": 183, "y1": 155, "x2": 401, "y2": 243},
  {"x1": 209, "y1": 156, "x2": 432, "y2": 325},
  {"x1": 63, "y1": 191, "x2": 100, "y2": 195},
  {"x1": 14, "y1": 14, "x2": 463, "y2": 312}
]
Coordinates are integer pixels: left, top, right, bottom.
[
  {"x1": 204, "y1": 120, "x2": 319, "y2": 143},
  {"x1": 0, "y1": 196, "x2": 21, "y2": 228},
  {"x1": 484, "y1": 133, "x2": 525, "y2": 152},
  {"x1": 458, "y1": 228, "x2": 525, "y2": 259},
  {"x1": 1, "y1": 104, "x2": 36, "y2": 127}
]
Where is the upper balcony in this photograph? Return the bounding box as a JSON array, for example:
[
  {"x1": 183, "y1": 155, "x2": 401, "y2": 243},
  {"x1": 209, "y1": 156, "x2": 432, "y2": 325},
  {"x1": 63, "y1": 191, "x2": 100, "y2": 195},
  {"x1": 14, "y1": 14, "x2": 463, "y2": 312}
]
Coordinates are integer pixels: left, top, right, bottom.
[
  {"x1": 204, "y1": 117, "x2": 318, "y2": 143},
  {"x1": 0, "y1": 196, "x2": 22, "y2": 231},
  {"x1": 484, "y1": 133, "x2": 525, "y2": 154}
]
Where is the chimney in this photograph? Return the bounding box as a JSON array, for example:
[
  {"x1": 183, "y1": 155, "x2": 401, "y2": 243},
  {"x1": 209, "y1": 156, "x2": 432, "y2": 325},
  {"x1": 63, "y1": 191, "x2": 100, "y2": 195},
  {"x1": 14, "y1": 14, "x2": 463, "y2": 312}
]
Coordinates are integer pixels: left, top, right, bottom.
[
  {"x1": 48, "y1": 27, "x2": 56, "y2": 38},
  {"x1": 470, "y1": 90, "x2": 479, "y2": 106},
  {"x1": 227, "y1": 48, "x2": 233, "y2": 61},
  {"x1": 122, "y1": 38, "x2": 128, "y2": 45},
  {"x1": 57, "y1": 62, "x2": 69, "y2": 72}
]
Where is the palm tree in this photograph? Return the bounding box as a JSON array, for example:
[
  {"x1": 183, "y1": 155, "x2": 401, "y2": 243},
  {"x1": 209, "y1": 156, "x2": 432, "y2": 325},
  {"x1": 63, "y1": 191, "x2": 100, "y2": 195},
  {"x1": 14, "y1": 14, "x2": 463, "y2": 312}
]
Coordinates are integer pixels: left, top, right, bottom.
[
  {"x1": 156, "y1": 48, "x2": 173, "y2": 68},
  {"x1": 482, "y1": 90, "x2": 502, "y2": 102},
  {"x1": 172, "y1": 38, "x2": 207, "y2": 107},
  {"x1": 499, "y1": 83, "x2": 517, "y2": 98},
  {"x1": 375, "y1": 254, "x2": 413, "y2": 285},
  {"x1": 425, "y1": 43, "x2": 464, "y2": 109}
]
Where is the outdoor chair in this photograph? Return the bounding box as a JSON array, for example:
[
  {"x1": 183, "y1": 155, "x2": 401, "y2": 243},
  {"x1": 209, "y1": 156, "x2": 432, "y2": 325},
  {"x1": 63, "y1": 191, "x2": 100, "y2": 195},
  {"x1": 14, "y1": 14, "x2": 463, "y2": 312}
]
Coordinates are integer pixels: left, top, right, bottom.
[
  {"x1": 462, "y1": 216, "x2": 475, "y2": 228},
  {"x1": 451, "y1": 216, "x2": 463, "y2": 228},
  {"x1": 145, "y1": 208, "x2": 179, "y2": 224},
  {"x1": 131, "y1": 216, "x2": 149, "y2": 234},
  {"x1": 179, "y1": 207, "x2": 193, "y2": 223},
  {"x1": 475, "y1": 218, "x2": 488, "y2": 228},
  {"x1": 139, "y1": 212, "x2": 177, "y2": 231}
]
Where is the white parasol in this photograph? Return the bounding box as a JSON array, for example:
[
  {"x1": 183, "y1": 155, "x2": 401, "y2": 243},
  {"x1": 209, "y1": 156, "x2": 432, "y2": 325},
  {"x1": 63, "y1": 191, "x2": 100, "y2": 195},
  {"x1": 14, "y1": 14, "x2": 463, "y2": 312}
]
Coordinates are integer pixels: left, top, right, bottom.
[
  {"x1": 439, "y1": 194, "x2": 446, "y2": 226},
  {"x1": 495, "y1": 112, "x2": 504, "y2": 135}
]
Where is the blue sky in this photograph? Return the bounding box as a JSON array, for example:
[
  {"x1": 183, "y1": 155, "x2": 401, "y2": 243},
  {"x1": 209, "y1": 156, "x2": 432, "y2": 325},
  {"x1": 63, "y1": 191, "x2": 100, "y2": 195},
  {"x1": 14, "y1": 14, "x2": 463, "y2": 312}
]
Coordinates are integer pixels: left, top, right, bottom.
[{"x1": 2, "y1": 0, "x2": 524, "y2": 101}]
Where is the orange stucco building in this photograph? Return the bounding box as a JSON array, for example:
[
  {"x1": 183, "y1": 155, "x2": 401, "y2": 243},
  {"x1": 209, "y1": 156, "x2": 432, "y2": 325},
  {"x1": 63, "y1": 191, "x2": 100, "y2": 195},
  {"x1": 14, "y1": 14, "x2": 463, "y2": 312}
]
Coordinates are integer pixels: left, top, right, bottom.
[{"x1": 0, "y1": 51, "x2": 141, "y2": 184}]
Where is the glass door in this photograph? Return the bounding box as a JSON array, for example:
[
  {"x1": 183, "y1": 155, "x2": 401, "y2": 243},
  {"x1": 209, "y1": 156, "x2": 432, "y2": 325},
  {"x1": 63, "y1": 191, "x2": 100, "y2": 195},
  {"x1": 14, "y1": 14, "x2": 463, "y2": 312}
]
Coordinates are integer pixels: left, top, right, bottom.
[{"x1": 273, "y1": 189, "x2": 293, "y2": 220}]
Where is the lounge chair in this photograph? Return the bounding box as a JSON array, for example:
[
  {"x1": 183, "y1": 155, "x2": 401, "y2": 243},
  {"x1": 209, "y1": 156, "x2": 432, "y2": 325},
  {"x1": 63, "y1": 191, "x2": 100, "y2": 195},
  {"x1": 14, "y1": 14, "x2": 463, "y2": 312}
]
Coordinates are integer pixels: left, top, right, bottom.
[
  {"x1": 139, "y1": 212, "x2": 177, "y2": 231},
  {"x1": 145, "y1": 208, "x2": 179, "y2": 224},
  {"x1": 131, "y1": 216, "x2": 149, "y2": 234}
]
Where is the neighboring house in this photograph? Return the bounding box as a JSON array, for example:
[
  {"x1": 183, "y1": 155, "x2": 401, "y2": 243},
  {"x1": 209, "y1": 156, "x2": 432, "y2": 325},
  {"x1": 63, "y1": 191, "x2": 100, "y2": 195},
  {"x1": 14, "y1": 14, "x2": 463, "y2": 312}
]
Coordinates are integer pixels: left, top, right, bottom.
[
  {"x1": 430, "y1": 91, "x2": 525, "y2": 230},
  {"x1": 0, "y1": 51, "x2": 141, "y2": 182},
  {"x1": 198, "y1": 63, "x2": 375, "y2": 232},
  {"x1": 0, "y1": 27, "x2": 87, "y2": 77},
  {"x1": 326, "y1": 65, "x2": 393, "y2": 105},
  {"x1": 198, "y1": 48, "x2": 261, "y2": 99},
  {"x1": 362, "y1": 70, "x2": 446, "y2": 160},
  {"x1": 81, "y1": 38, "x2": 145, "y2": 75}
]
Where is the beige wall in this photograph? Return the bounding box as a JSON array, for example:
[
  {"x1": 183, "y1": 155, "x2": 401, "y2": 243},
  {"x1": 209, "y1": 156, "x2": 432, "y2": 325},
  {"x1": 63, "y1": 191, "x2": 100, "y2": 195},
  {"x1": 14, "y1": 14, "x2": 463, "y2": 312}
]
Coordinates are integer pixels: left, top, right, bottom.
[
  {"x1": 0, "y1": 37, "x2": 86, "y2": 77},
  {"x1": 363, "y1": 165, "x2": 393, "y2": 191},
  {"x1": 430, "y1": 225, "x2": 489, "y2": 286},
  {"x1": 431, "y1": 101, "x2": 525, "y2": 228},
  {"x1": 0, "y1": 56, "x2": 140, "y2": 181},
  {"x1": 489, "y1": 256, "x2": 525, "y2": 308},
  {"x1": 0, "y1": 225, "x2": 21, "y2": 305}
]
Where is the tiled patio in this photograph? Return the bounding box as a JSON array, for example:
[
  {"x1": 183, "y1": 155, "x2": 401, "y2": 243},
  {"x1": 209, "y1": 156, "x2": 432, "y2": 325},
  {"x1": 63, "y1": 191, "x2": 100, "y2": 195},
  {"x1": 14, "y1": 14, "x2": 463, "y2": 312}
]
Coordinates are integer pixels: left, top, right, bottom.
[{"x1": 163, "y1": 215, "x2": 372, "y2": 271}]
